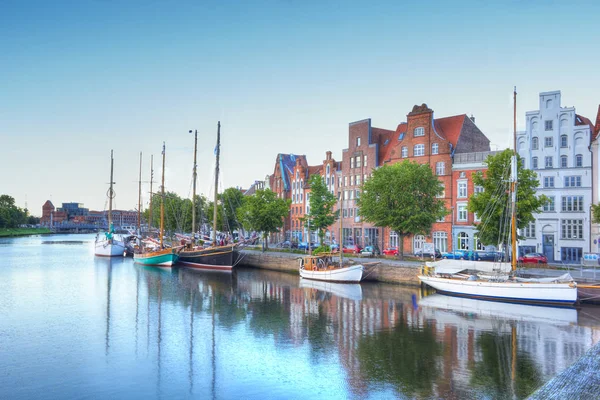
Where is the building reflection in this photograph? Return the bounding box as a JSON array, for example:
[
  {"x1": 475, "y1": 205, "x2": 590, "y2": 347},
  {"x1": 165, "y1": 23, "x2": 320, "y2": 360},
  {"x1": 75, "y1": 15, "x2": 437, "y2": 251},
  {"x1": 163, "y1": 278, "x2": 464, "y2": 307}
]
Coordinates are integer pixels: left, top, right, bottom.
[{"x1": 122, "y1": 266, "x2": 600, "y2": 399}]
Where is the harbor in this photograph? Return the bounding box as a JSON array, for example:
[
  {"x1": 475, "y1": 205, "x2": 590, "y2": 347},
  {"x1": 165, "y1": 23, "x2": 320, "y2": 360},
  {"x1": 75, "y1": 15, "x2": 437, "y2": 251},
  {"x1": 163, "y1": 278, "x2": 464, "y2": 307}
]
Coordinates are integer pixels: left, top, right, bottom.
[{"x1": 3, "y1": 234, "x2": 600, "y2": 399}]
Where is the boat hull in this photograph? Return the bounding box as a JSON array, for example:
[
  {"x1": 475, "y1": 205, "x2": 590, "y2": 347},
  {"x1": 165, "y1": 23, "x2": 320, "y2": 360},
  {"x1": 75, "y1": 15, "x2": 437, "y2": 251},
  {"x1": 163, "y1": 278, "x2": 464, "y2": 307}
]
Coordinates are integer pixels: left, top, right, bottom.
[
  {"x1": 300, "y1": 264, "x2": 364, "y2": 283},
  {"x1": 577, "y1": 284, "x2": 600, "y2": 304},
  {"x1": 134, "y1": 248, "x2": 179, "y2": 267},
  {"x1": 178, "y1": 246, "x2": 239, "y2": 271},
  {"x1": 94, "y1": 238, "x2": 125, "y2": 257},
  {"x1": 418, "y1": 275, "x2": 577, "y2": 305}
]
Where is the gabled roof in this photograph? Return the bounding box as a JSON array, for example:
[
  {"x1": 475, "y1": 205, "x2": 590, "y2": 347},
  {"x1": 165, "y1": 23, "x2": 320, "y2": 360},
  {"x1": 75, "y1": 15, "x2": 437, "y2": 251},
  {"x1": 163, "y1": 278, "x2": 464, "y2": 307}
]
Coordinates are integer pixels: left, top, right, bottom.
[
  {"x1": 274, "y1": 153, "x2": 306, "y2": 191},
  {"x1": 379, "y1": 123, "x2": 406, "y2": 163},
  {"x1": 576, "y1": 114, "x2": 594, "y2": 130},
  {"x1": 42, "y1": 200, "x2": 54, "y2": 209},
  {"x1": 434, "y1": 114, "x2": 467, "y2": 147},
  {"x1": 594, "y1": 105, "x2": 600, "y2": 142}
]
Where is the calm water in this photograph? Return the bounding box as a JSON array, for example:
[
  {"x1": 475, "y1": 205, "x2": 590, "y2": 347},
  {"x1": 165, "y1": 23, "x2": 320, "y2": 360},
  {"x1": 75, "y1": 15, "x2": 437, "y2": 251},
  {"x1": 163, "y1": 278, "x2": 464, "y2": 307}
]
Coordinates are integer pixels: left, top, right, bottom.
[{"x1": 1, "y1": 234, "x2": 600, "y2": 399}]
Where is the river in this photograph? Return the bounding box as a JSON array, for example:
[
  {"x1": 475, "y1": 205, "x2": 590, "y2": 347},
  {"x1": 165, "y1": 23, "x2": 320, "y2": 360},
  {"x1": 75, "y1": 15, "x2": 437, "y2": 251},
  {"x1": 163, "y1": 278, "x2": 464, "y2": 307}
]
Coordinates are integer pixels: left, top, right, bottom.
[{"x1": 1, "y1": 234, "x2": 599, "y2": 399}]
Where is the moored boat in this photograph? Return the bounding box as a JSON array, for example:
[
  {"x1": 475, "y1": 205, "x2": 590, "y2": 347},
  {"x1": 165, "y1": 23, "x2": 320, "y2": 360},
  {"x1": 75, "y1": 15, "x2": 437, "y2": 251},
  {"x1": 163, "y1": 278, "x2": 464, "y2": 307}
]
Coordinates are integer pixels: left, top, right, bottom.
[
  {"x1": 95, "y1": 150, "x2": 125, "y2": 257},
  {"x1": 299, "y1": 254, "x2": 364, "y2": 283}
]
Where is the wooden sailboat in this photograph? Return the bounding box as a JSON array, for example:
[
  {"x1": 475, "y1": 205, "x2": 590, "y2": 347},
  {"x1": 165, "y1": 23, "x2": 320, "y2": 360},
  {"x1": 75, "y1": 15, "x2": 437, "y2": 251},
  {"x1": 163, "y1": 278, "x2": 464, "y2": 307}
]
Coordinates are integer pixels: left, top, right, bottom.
[
  {"x1": 178, "y1": 122, "x2": 240, "y2": 271},
  {"x1": 418, "y1": 88, "x2": 577, "y2": 305},
  {"x1": 299, "y1": 193, "x2": 364, "y2": 283},
  {"x1": 134, "y1": 142, "x2": 181, "y2": 267},
  {"x1": 95, "y1": 150, "x2": 126, "y2": 257}
]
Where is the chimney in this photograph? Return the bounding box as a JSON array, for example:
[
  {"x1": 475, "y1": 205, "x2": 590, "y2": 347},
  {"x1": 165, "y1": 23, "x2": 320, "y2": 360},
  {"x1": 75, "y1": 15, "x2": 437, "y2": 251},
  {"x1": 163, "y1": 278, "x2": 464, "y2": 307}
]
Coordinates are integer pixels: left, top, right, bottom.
[{"x1": 470, "y1": 115, "x2": 475, "y2": 123}]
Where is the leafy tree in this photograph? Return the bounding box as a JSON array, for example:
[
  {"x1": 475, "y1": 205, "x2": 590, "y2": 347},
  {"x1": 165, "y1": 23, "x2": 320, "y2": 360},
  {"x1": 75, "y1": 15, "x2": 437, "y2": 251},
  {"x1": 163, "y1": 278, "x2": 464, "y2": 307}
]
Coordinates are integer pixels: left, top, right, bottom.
[
  {"x1": 592, "y1": 203, "x2": 600, "y2": 224},
  {"x1": 357, "y1": 161, "x2": 447, "y2": 259},
  {"x1": 207, "y1": 187, "x2": 245, "y2": 233},
  {"x1": 237, "y1": 189, "x2": 290, "y2": 250},
  {"x1": 301, "y1": 174, "x2": 338, "y2": 245},
  {"x1": 469, "y1": 149, "x2": 547, "y2": 249},
  {"x1": 0, "y1": 195, "x2": 27, "y2": 228}
]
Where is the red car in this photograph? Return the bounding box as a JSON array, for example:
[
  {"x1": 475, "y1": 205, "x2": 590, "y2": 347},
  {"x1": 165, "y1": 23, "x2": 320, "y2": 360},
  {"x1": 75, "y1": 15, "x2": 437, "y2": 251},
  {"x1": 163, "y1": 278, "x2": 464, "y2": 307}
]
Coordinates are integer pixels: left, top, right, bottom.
[
  {"x1": 518, "y1": 253, "x2": 548, "y2": 264},
  {"x1": 342, "y1": 245, "x2": 362, "y2": 254},
  {"x1": 383, "y1": 247, "x2": 399, "y2": 256}
]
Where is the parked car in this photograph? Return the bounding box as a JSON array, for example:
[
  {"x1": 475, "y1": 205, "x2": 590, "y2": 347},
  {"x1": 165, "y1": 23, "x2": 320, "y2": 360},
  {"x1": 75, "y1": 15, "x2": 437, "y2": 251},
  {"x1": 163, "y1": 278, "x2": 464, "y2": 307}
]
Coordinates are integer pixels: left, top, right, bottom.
[
  {"x1": 473, "y1": 251, "x2": 506, "y2": 262},
  {"x1": 414, "y1": 249, "x2": 442, "y2": 259},
  {"x1": 518, "y1": 253, "x2": 548, "y2": 264},
  {"x1": 277, "y1": 240, "x2": 292, "y2": 249},
  {"x1": 329, "y1": 243, "x2": 340, "y2": 252},
  {"x1": 342, "y1": 244, "x2": 362, "y2": 254},
  {"x1": 360, "y1": 245, "x2": 381, "y2": 257},
  {"x1": 383, "y1": 247, "x2": 399, "y2": 256},
  {"x1": 298, "y1": 242, "x2": 318, "y2": 250},
  {"x1": 441, "y1": 250, "x2": 467, "y2": 260}
]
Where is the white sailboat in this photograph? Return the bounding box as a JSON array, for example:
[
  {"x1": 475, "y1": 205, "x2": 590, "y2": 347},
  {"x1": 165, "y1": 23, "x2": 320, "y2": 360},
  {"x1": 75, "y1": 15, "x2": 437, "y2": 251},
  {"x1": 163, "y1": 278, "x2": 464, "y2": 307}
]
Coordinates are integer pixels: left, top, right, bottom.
[
  {"x1": 418, "y1": 88, "x2": 578, "y2": 305},
  {"x1": 95, "y1": 150, "x2": 125, "y2": 257},
  {"x1": 299, "y1": 194, "x2": 364, "y2": 283}
]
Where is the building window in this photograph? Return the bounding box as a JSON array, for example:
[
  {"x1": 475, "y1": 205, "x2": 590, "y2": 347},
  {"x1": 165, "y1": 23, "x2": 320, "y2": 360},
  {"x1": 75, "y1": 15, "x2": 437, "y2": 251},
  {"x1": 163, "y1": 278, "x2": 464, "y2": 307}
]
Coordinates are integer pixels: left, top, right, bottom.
[
  {"x1": 458, "y1": 181, "x2": 467, "y2": 198},
  {"x1": 561, "y1": 219, "x2": 583, "y2": 239},
  {"x1": 357, "y1": 137, "x2": 361, "y2": 147},
  {"x1": 326, "y1": 165, "x2": 330, "y2": 175},
  {"x1": 401, "y1": 147, "x2": 408, "y2": 158},
  {"x1": 545, "y1": 156, "x2": 553, "y2": 168},
  {"x1": 532, "y1": 137, "x2": 539, "y2": 150},
  {"x1": 561, "y1": 135, "x2": 568, "y2": 148},
  {"x1": 543, "y1": 196, "x2": 555, "y2": 212},
  {"x1": 543, "y1": 176, "x2": 554, "y2": 188},
  {"x1": 532, "y1": 157, "x2": 538, "y2": 169},
  {"x1": 344, "y1": 176, "x2": 347, "y2": 187},
  {"x1": 414, "y1": 235, "x2": 425, "y2": 253},
  {"x1": 458, "y1": 204, "x2": 468, "y2": 221},
  {"x1": 561, "y1": 247, "x2": 583, "y2": 263},
  {"x1": 562, "y1": 196, "x2": 584, "y2": 212},
  {"x1": 523, "y1": 221, "x2": 535, "y2": 238},
  {"x1": 545, "y1": 137, "x2": 553, "y2": 147},
  {"x1": 356, "y1": 175, "x2": 361, "y2": 185},
  {"x1": 576, "y1": 154, "x2": 583, "y2": 167},
  {"x1": 351, "y1": 175, "x2": 355, "y2": 186},
  {"x1": 564, "y1": 176, "x2": 582, "y2": 187},
  {"x1": 350, "y1": 157, "x2": 354, "y2": 169},
  {"x1": 545, "y1": 120, "x2": 553, "y2": 131},
  {"x1": 474, "y1": 185, "x2": 484, "y2": 194},
  {"x1": 436, "y1": 162, "x2": 445, "y2": 176},
  {"x1": 343, "y1": 209, "x2": 347, "y2": 217},
  {"x1": 364, "y1": 174, "x2": 368, "y2": 183},
  {"x1": 414, "y1": 127, "x2": 425, "y2": 137},
  {"x1": 433, "y1": 231, "x2": 448, "y2": 253},
  {"x1": 458, "y1": 232, "x2": 469, "y2": 249},
  {"x1": 355, "y1": 189, "x2": 360, "y2": 198},
  {"x1": 364, "y1": 155, "x2": 367, "y2": 167},
  {"x1": 356, "y1": 156, "x2": 362, "y2": 168},
  {"x1": 432, "y1": 143, "x2": 438, "y2": 155},
  {"x1": 437, "y1": 184, "x2": 445, "y2": 198},
  {"x1": 414, "y1": 144, "x2": 425, "y2": 157},
  {"x1": 389, "y1": 231, "x2": 398, "y2": 249},
  {"x1": 561, "y1": 156, "x2": 568, "y2": 168}
]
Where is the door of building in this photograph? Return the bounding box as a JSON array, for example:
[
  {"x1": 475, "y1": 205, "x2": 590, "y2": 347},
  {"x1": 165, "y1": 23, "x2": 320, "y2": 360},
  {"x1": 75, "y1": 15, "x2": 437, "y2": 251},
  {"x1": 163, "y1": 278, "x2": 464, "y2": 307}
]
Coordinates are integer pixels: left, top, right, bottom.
[{"x1": 542, "y1": 234, "x2": 554, "y2": 262}]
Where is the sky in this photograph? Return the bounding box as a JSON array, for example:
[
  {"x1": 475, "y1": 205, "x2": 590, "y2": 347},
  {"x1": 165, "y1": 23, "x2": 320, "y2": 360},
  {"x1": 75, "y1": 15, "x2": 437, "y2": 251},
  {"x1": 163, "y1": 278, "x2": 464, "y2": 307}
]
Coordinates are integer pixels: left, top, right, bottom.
[{"x1": 1, "y1": 0, "x2": 599, "y2": 216}]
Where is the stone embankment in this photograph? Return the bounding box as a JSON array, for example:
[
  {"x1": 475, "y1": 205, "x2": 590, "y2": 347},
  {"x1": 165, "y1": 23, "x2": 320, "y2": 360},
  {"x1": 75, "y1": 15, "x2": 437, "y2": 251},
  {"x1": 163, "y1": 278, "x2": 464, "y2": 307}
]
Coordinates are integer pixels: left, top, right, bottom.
[{"x1": 238, "y1": 249, "x2": 422, "y2": 286}]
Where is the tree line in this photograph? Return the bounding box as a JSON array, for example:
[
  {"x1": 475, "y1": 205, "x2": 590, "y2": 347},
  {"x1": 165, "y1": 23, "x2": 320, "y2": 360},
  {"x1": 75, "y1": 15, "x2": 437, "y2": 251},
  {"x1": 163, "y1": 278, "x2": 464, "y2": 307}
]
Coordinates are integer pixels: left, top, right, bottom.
[{"x1": 0, "y1": 195, "x2": 40, "y2": 228}]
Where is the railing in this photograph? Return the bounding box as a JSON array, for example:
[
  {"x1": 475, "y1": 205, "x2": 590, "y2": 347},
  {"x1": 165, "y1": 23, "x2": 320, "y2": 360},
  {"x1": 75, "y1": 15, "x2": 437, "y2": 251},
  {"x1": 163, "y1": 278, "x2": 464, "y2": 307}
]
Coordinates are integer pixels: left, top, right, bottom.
[{"x1": 453, "y1": 151, "x2": 499, "y2": 164}]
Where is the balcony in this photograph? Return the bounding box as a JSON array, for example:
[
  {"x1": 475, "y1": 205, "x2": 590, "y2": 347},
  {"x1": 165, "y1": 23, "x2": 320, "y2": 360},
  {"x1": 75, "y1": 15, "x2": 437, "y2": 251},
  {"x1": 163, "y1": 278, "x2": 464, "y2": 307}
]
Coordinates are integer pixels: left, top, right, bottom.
[{"x1": 453, "y1": 151, "x2": 499, "y2": 165}]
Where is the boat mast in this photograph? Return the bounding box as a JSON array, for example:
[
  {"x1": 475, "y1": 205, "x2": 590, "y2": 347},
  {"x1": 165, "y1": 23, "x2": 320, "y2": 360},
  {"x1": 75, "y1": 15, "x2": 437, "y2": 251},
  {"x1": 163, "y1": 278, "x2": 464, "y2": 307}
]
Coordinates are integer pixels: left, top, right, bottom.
[
  {"x1": 149, "y1": 155, "x2": 154, "y2": 231},
  {"x1": 138, "y1": 151, "x2": 142, "y2": 232},
  {"x1": 191, "y1": 129, "x2": 198, "y2": 236},
  {"x1": 108, "y1": 150, "x2": 114, "y2": 228},
  {"x1": 160, "y1": 142, "x2": 166, "y2": 249},
  {"x1": 339, "y1": 194, "x2": 343, "y2": 266},
  {"x1": 212, "y1": 122, "x2": 220, "y2": 244},
  {"x1": 511, "y1": 87, "x2": 518, "y2": 271}
]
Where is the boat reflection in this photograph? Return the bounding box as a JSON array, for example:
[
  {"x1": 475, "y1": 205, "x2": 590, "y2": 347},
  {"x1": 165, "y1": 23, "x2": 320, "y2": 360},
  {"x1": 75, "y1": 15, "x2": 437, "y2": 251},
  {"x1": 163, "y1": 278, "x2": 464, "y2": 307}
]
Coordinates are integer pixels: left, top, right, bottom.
[
  {"x1": 299, "y1": 279, "x2": 362, "y2": 301},
  {"x1": 419, "y1": 293, "x2": 577, "y2": 326}
]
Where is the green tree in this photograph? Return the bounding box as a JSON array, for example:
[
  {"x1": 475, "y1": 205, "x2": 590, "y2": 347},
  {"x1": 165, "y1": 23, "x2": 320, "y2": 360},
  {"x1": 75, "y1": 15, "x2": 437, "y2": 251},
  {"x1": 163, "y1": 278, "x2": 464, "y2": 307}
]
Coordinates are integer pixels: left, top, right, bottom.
[
  {"x1": 207, "y1": 187, "x2": 245, "y2": 233},
  {"x1": 302, "y1": 174, "x2": 338, "y2": 245},
  {"x1": 357, "y1": 161, "x2": 447, "y2": 259},
  {"x1": 468, "y1": 149, "x2": 547, "y2": 248},
  {"x1": 592, "y1": 203, "x2": 600, "y2": 224},
  {"x1": 237, "y1": 189, "x2": 290, "y2": 250},
  {"x1": 0, "y1": 195, "x2": 27, "y2": 228}
]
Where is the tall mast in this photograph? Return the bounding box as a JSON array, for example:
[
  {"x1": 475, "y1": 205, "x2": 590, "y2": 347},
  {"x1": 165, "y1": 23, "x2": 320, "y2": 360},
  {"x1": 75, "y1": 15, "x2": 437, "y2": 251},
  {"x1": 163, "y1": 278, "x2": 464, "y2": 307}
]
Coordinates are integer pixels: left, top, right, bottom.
[
  {"x1": 149, "y1": 155, "x2": 154, "y2": 230},
  {"x1": 138, "y1": 152, "x2": 142, "y2": 232},
  {"x1": 511, "y1": 87, "x2": 518, "y2": 271},
  {"x1": 212, "y1": 122, "x2": 220, "y2": 243},
  {"x1": 160, "y1": 142, "x2": 166, "y2": 248},
  {"x1": 108, "y1": 150, "x2": 114, "y2": 227},
  {"x1": 191, "y1": 129, "x2": 198, "y2": 235},
  {"x1": 339, "y1": 194, "x2": 343, "y2": 266}
]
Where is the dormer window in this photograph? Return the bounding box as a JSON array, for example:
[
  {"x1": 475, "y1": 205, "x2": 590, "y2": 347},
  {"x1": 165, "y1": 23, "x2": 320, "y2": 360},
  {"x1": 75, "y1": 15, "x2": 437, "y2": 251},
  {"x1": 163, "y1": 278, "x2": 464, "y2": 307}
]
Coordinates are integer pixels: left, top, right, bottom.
[{"x1": 414, "y1": 127, "x2": 425, "y2": 137}]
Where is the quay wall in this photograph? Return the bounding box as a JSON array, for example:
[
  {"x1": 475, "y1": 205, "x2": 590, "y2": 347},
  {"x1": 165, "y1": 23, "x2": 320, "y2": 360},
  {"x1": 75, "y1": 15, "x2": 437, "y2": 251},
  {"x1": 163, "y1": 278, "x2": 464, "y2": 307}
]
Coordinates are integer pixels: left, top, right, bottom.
[{"x1": 238, "y1": 250, "x2": 421, "y2": 286}]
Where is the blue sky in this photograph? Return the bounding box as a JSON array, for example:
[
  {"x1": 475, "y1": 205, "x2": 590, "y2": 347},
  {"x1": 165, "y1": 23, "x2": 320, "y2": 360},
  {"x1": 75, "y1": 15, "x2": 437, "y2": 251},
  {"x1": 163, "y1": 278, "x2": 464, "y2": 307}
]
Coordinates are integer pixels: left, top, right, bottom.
[{"x1": 1, "y1": 0, "x2": 599, "y2": 215}]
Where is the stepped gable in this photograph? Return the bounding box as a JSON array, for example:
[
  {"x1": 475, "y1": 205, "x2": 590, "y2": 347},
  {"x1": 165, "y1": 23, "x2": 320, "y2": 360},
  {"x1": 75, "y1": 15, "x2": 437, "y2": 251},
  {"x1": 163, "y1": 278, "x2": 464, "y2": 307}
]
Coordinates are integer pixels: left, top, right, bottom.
[
  {"x1": 273, "y1": 153, "x2": 307, "y2": 191},
  {"x1": 594, "y1": 105, "x2": 600, "y2": 142}
]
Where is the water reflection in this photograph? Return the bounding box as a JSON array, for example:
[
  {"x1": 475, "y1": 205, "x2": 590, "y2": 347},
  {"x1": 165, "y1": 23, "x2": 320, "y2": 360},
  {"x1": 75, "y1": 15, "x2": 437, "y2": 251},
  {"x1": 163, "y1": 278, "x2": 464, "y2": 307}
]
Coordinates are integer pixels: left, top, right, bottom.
[{"x1": 2, "y1": 236, "x2": 600, "y2": 400}]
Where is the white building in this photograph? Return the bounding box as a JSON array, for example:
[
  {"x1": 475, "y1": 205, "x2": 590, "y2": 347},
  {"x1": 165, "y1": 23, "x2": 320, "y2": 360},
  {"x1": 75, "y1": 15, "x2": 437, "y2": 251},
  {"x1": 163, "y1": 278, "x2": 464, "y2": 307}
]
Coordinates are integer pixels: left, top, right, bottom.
[
  {"x1": 589, "y1": 106, "x2": 600, "y2": 252},
  {"x1": 517, "y1": 91, "x2": 594, "y2": 263}
]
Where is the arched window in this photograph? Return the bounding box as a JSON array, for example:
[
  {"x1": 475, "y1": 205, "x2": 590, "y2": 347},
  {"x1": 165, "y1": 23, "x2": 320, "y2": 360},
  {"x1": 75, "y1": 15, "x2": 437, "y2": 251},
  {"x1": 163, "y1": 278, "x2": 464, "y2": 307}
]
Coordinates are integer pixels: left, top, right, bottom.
[
  {"x1": 458, "y1": 232, "x2": 469, "y2": 250},
  {"x1": 326, "y1": 165, "x2": 330, "y2": 174},
  {"x1": 576, "y1": 154, "x2": 583, "y2": 167},
  {"x1": 532, "y1": 137, "x2": 539, "y2": 150},
  {"x1": 474, "y1": 234, "x2": 484, "y2": 250},
  {"x1": 432, "y1": 143, "x2": 439, "y2": 155},
  {"x1": 401, "y1": 146, "x2": 408, "y2": 158},
  {"x1": 433, "y1": 231, "x2": 448, "y2": 253},
  {"x1": 561, "y1": 135, "x2": 568, "y2": 148}
]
